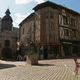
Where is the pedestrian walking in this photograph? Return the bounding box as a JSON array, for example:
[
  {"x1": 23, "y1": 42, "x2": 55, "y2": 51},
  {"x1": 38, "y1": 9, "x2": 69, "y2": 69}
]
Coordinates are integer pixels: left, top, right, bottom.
[
  {"x1": 74, "y1": 57, "x2": 80, "y2": 77},
  {"x1": 17, "y1": 54, "x2": 22, "y2": 61}
]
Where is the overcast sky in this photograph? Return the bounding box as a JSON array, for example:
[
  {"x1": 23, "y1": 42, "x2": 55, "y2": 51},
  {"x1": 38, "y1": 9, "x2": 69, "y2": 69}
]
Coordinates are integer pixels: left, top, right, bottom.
[{"x1": 0, "y1": 0, "x2": 80, "y2": 28}]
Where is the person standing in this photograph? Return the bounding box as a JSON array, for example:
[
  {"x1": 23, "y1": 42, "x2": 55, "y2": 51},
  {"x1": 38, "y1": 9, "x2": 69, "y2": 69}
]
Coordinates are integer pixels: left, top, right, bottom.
[{"x1": 74, "y1": 57, "x2": 80, "y2": 76}]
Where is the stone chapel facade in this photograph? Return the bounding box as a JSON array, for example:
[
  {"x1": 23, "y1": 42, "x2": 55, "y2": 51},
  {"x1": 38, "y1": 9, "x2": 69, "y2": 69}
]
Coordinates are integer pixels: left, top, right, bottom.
[{"x1": 0, "y1": 9, "x2": 17, "y2": 59}]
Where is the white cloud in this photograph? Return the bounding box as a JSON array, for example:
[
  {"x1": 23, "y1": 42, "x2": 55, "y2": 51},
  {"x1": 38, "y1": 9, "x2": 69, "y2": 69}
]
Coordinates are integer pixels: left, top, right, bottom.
[
  {"x1": 15, "y1": 0, "x2": 45, "y2": 5},
  {"x1": 34, "y1": 0, "x2": 45, "y2": 4},
  {"x1": 15, "y1": 0, "x2": 32, "y2": 4},
  {"x1": 14, "y1": 13, "x2": 30, "y2": 27}
]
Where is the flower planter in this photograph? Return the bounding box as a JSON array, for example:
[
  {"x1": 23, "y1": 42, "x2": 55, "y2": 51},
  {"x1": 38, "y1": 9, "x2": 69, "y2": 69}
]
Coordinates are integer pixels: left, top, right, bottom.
[{"x1": 27, "y1": 53, "x2": 39, "y2": 65}]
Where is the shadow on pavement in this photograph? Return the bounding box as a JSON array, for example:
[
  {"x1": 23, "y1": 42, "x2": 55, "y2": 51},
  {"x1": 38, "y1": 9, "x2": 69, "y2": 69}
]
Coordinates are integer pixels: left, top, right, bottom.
[
  {"x1": 35, "y1": 63, "x2": 55, "y2": 66},
  {"x1": 0, "y1": 63, "x2": 16, "y2": 69}
]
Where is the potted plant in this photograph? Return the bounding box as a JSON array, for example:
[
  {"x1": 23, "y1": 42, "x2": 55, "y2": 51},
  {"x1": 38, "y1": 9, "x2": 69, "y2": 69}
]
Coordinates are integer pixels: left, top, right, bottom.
[{"x1": 26, "y1": 42, "x2": 39, "y2": 65}]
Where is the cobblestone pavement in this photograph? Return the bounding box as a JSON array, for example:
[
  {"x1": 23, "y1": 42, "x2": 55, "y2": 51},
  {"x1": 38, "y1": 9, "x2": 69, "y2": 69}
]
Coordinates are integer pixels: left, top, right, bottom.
[{"x1": 0, "y1": 59, "x2": 80, "y2": 80}]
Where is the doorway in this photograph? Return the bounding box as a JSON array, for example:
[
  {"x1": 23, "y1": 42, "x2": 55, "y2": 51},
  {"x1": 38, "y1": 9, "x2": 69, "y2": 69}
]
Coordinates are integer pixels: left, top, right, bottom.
[
  {"x1": 63, "y1": 44, "x2": 72, "y2": 58},
  {"x1": 43, "y1": 46, "x2": 48, "y2": 59},
  {"x1": 1, "y1": 40, "x2": 13, "y2": 59}
]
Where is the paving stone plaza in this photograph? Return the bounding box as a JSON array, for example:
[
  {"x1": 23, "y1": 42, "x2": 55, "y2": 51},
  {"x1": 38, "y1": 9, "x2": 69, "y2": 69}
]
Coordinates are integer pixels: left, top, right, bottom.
[{"x1": 0, "y1": 59, "x2": 80, "y2": 80}]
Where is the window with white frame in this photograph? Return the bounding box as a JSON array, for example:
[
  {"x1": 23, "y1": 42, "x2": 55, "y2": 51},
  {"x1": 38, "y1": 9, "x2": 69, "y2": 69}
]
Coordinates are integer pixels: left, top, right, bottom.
[
  {"x1": 59, "y1": 15, "x2": 63, "y2": 25},
  {"x1": 70, "y1": 18, "x2": 75, "y2": 27},
  {"x1": 72, "y1": 30, "x2": 76, "y2": 38},
  {"x1": 59, "y1": 15, "x2": 68, "y2": 26},
  {"x1": 63, "y1": 16, "x2": 68, "y2": 25},
  {"x1": 60, "y1": 27, "x2": 64, "y2": 38},
  {"x1": 64, "y1": 28, "x2": 69, "y2": 37}
]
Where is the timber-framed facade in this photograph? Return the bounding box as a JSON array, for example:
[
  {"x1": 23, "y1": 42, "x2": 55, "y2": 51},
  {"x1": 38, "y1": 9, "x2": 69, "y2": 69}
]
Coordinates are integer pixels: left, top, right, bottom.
[{"x1": 19, "y1": 1, "x2": 80, "y2": 59}]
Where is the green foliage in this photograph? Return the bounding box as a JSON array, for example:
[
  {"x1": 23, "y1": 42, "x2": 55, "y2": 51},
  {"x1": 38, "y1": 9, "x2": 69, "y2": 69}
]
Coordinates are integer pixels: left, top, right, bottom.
[{"x1": 27, "y1": 42, "x2": 38, "y2": 55}]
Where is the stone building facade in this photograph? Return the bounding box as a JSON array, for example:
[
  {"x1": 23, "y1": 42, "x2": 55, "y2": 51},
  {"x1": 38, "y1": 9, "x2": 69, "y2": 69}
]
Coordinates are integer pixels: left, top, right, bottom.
[
  {"x1": 0, "y1": 18, "x2": 1, "y2": 32},
  {"x1": 19, "y1": 1, "x2": 80, "y2": 59},
  {"x1": 19, "y1": 13, "x2": 35, "y2": 56},
  {"x1": 19, "y1": 13, "x2": 35, "y2": 45},
  {"x1": 0, "y1": 9, "x2": 18, "y2": 59}
]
